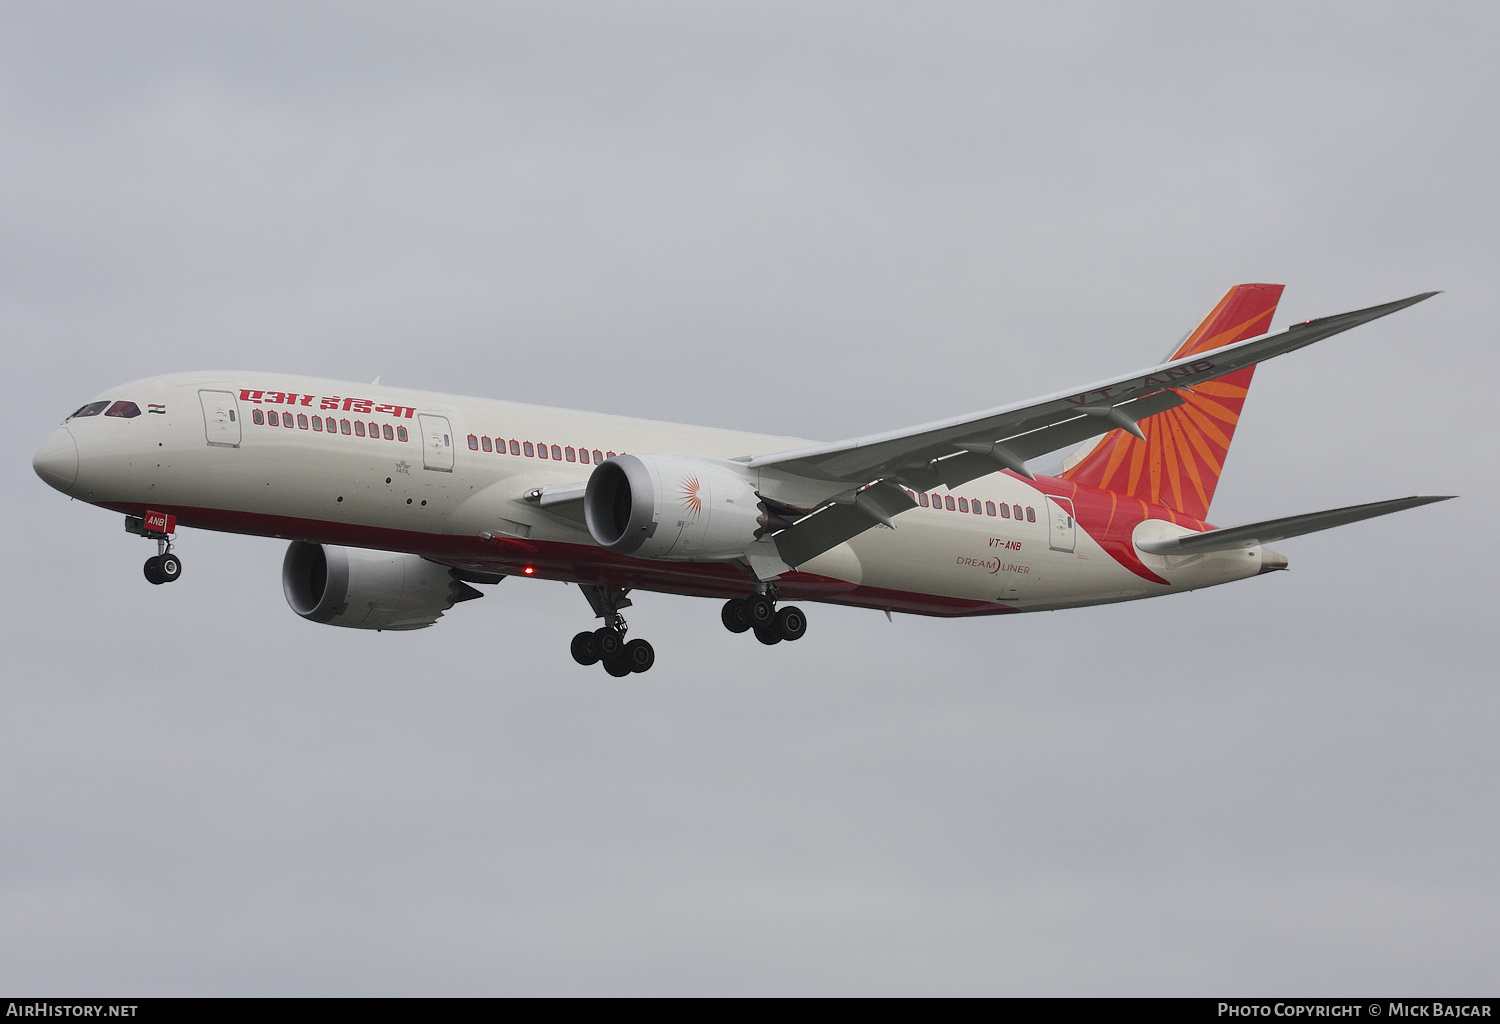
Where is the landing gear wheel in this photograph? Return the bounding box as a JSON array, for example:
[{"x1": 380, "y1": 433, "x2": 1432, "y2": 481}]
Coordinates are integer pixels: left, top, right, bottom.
[
  {"x1": 157, "y1": 552, "x2": 182, "y2": 584},
  {"x1": 721, "y1": 599, "x2": 752, "y2": 634},
  {"x1": 571, "y1": 631, "x2": 601, "y2": 666},
  {"x1": 603, "y1": 658, "x2": 632, "y2": 678},
  {"x1": 775, "y1": 605, "x2": 806, "y2": 641},
  {"x1": 595, "y1": 627, "x2": 623, "y2": 659},
  {"x1": 143, "y1": 555, "x2": 164, "y2": 585},
  {"x1": 754, "y1": 625, "x2": 782, "y2": 646},
  {"x1": 746, "y1": 594, "x2": 776, "y2": 628},
  {"x1": 624, "y1": 638, "x2": 655, "y2": 673}
]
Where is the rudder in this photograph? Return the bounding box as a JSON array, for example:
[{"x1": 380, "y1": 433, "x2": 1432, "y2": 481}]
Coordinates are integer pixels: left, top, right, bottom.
[{"x1": 1061, "y1": 283, "x2": 1284, "y2": 520}]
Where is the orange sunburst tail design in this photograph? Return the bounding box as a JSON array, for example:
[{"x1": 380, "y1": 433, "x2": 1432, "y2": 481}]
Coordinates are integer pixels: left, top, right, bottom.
[{"x1": 1061, "y1": 283, "x2": 1283, "y2": 520}]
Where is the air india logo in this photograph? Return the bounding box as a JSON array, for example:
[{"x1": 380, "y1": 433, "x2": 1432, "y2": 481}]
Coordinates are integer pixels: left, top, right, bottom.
[{"x1": 679, "y1": 474, "x2": 703, "y2": 519}]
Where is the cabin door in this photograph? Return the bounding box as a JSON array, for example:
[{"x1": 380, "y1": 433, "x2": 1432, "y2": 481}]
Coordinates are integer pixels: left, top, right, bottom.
[
  {"x1": 199, "y1": 390, "x2": 241, "y2": 448},
  {"x1": 1046, "y1": 496, "x2": 1076, "y2": 553},
  {"x1": 419, "y1": 414, "x2": 454, "y2": 472}
]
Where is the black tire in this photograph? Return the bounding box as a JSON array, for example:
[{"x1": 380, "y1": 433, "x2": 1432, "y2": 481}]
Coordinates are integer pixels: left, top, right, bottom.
[
  {"x1": 603, "y1": 658, "x2": 632, "y2": 678},
  {"x1": 157, "y1": 553, "x2": 182, "y2": 583},
  {"x1": 775, "y1": 605, "x2": 806, "y2": 642},
  {"x1": 754, "y1": 625, "x2": 782, "y2": 646},
  {"x1": 143, "y1": 555, "x2": 164, "y2": 585},
  {"x1": 624, "y1": 638, "x2": 655, "y2": 673},
  {"x1": 596, "y1": 627, "x2": 623, "y2": 658},
  {"x1": 746, "y1": 594, "x2": 775, "y2": 628},
  {"x1": 571, "y1": 631, "x2": 600, "y2": 666},
  {"x1": 721, "y1": 599, "x2": 751, "y2": 634}
]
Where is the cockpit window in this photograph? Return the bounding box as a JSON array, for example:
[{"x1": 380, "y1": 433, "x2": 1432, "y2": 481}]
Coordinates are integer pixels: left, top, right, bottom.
[
  {"x1": 104, "y1": 401, "x2": 142, "y2": 418},
  {"x1": 70, "y1": 401, "x2": 110, "y2": 419}
]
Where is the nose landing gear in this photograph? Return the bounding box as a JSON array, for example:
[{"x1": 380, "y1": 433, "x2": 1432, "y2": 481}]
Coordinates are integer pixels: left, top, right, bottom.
[
  {"x1": 127, "y1": 512, "x2": 183, "y2": 586},
  {"x1": 572, "y1": 584, "x2": 656, "y2": 675},
  {"x1": 722, "y1": 590, "x2": 807, "y2": 646}
]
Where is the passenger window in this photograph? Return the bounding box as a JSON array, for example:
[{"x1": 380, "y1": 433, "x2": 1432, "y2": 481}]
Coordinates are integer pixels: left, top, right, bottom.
[
  {"x1": 538, "y1": 443, "x2": 548, "y2": 459},
  {"x1": 565, "y1": 447, "x2": 576, "y2": 462},
  {"x1": 298, "y1": 414, "x2": 309, "y2": 429},
  {"x1": 511, "y1": 440, "x2": 521, "y2": 455},
  {"x1": 468, "y1": 434, "x2": 479, "y2": 450},
  {"x1": 579, "y1": 449, "x2": 590, "y2": 465},
  {"x1": 481, "y1": 437, "x2": 492, "y2": 452},
  {"x1": 945, "y1": 496, "x2": 955, "y2": 511},
  {"x1": 1000, "y1": 504, "x2": 1010, "y2": 518},
  {"x1": 593, "y1": 450, "x2": 603, "y2": 463},
  {"x1": 958, "y1": 498, "x2": 968, "y2": 512},
  {"x1": 341, "y1": 419, "x2": 352, "y2": 435},
  {"x1": 551, "y1": 445, "x2": 562, "y2": 460},
  {"x1": 1026, "y1": 507, "x2": 1036, "y2": 522},
  {"x1": 268, "y1": 410, "x2": 279, "y2": 426},
  {"x1": 1013, "y1": 504, "x2": 1022, "y2": 519},
  {"x1": 971, "y1": 498, "x2": 981, "y2": 514},
  {"x1": 606, "y1": 451, "x2": 616, "y2": 459},
  {"x1": 918, "y1": 493, "x2": 928, "y2": 507},
  {"x1": 372, "y1": 422, "x2": 381, "y2": 438},
  {"x1": 986, "y1": 501, "x2": 996, "y2": 516},
  {"x1": 285, "y1": 414, "x2": 294, "y2": 428},
  {"x1": 523, "y1": 442, "x2": 534, "y2": 457},
  {"x1": 104, "y1": 401, "x2": 141, "y2": 418},
  {"x1": 312, "y1": 416, "x2": 322, "y2": 431},
  {"x1": 70, "y1": 401, "x2": 110, "y2": 419},
  {"x1": 396, "y1": 425, "x2": 408, "y2": 442},
  {"x1": 383, "y1": 424, "x2": 394, "y2": 440},
  {"x1": 354, "y1": 421, "x2": 364, "y2": 436},
  {"x1": 253, "y1": 409, "x2": 265, "y2": 425}
]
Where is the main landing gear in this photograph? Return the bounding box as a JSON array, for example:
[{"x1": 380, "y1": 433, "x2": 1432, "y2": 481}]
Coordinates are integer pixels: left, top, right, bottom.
[
  {"x1": 126, "y1": 514, "x2": 183, "y2": 586},
  {"x1": 571, "y1": 584, "x2": 655, "y2": 676},
  {"x1": 721, "y1": 590, "x2": 807, "y2": 646}
]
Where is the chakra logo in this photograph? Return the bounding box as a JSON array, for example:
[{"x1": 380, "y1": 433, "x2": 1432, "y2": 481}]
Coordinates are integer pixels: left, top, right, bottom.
[{"x1": 679, "y1": 474, "x2": 703, "y2": 519}]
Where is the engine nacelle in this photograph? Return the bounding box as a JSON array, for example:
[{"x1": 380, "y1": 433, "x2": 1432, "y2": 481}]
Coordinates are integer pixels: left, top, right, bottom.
[
  {"x1": 584, "y1": 453, "x2": 764, "y2": 560},
  {"x1": 282, "y1": 542, "x2": 482, "y2": 631}
]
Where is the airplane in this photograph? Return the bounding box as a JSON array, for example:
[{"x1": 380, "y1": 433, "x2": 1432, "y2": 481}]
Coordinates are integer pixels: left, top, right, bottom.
[{"x1": 32, "y1": 284, "x2": 1451, "y2": 676}]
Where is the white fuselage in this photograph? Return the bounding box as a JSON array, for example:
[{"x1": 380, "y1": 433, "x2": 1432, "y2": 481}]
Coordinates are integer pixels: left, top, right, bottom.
[{"x1": 39, "y1": 372, "x2": 1269, "y2": 616}]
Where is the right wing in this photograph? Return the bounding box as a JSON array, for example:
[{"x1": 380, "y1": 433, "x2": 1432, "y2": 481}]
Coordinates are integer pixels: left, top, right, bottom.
[
  {"x1": 749, "y1": 291, "x2": 1437, "y2": 489},
  {"x1": 751, "y1": 291, "x2": 1438, "y2": 566}
]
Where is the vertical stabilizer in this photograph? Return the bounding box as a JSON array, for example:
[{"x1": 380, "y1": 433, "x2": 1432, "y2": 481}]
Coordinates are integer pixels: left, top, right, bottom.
[{"x1": 1061, "y1": 283, "x2": 1284, "y2": 520}]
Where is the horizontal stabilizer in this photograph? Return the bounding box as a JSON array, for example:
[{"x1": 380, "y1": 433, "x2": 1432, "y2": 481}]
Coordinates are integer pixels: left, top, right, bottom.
[{"x1": 1136, "y1": 495, "x2": 1454, "y2": 555}]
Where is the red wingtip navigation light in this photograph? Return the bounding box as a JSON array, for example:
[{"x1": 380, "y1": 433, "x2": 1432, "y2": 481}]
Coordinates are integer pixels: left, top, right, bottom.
[{"x1": 524, "y1": 566, "x2": 535, "y2": 575}]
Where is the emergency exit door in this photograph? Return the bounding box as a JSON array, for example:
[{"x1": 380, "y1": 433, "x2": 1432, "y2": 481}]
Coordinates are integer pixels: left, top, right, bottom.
[
  {"x1": 199, "y1": 390, "x2": 241, "y2": 448},
  {"x1": 419, "y1": 414, "x2": 454, "y2": 472}
]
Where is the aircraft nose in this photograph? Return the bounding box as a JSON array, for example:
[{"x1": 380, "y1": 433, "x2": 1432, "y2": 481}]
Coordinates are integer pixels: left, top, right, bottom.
[{"x1": 33, "y1": 426, "x2": 78, "y2": 493}]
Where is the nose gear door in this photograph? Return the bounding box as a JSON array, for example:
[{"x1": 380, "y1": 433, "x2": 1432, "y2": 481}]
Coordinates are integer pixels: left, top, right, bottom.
[
  {"x1": 199, "y1": 389, "x2": 241, "y2": 447},
  {"x1": 419, "y1": 414, "x2": 454, "y2": 472}
]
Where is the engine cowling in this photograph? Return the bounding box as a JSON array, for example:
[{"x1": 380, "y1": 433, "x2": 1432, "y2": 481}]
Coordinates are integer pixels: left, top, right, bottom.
[
  {"x1": 584, "y1": 453, "x2": 764, "y2": 560},
  {"x1": 282, "y1": 542, "x2": 482, "y2": 630}
]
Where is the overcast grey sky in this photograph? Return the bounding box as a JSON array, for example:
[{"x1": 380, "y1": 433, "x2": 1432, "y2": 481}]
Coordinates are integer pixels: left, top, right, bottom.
[{"x1": 2, "y1": 2, "x2": 1496, "y2": 995}]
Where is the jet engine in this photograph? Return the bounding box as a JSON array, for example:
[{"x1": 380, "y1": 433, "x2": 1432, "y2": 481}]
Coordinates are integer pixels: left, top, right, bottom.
[
  {"x1": 584, "y1": 453, "x2": 764, "y2": 560},
  {"x1": 282, "y1": 542, "x2": 483, "y2": 630}
]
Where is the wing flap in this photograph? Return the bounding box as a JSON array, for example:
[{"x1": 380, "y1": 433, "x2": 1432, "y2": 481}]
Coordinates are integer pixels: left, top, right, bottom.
[{"x1": 772, "y1": 482, "x2": 916, "y2": 567}]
